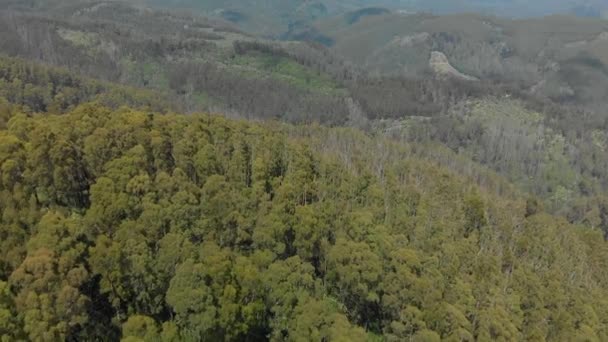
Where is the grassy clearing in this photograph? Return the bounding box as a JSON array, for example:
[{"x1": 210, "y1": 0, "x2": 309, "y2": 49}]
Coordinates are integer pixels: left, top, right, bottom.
[{"x1": 230, "y1": 53, "x2": 344, "y2": 94}]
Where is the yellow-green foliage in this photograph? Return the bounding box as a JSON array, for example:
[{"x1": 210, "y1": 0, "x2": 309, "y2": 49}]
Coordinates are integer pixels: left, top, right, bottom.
[
  {"x1": 396, "y1": 97, "x2": 604, "y2": 216},
  {"x1": 0, "y1": 55, "x2": 173, "y2": 113},
  {"x1": 469, "y1": 99, "x2": 544, "y2": 124},
  {"x1": 230, "y1": 53, "x2": 343, "y2": 94},
  {"x1": 0, "y1": 103, "x2": 606, "y2": 340},
  {"x1": 57, "y1": 29, "x2": 98, "y2": 48}
]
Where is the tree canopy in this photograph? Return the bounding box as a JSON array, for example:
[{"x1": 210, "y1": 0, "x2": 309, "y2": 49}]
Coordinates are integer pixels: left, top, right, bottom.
[{"x1": 0, "y1": 102, "x2": 606, "y2": 341}]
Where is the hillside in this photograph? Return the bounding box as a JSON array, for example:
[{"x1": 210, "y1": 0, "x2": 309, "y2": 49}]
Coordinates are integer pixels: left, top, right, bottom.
[
  {"x1": 1, "y1": 99, "x2": 608, "y2": 341},
  {"x1": 140, "y1": 0, "x2": 608, "y2": 37},
  {"x1": 143, "y1": 0, "x2": 409, "y2": 37},
  {"x1": 429, "y1": 51, "x2": 478, "y2": 81},
  {"x1": 1, "y1": 1, "x2": 608, "y2": 222},
  {"x1": 0, "y1": 1, "x2": 359, "y2": 123},
  {"x1": 2, "y1": 0, "x2": 608, "y2": 341},
  {"x1": 146, "y1": 0, "x2": 333, "y2": 37},
  {"x1": 393, "y1": 0, "x2": 608, "y2": 18},
  {"x1": 3, "y1": 0, "x2": 608, "y2": 223},
  {"x1": 303, "y1": 11, "x2": 608, "y2": 112}
]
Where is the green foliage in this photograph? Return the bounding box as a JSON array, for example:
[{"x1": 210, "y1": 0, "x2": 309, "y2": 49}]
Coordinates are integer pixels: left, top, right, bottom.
[
  {"x1": 8, "y1": 212, "x2": 90, "y2": 341},
  {"x1": 230, "y1": 52, "x2": 342, "y2": 94},
  {"x1": 121, "y1": 315, "x2": 160, "y2": 342},
  {"x1": 2, "y1": 4, "x2": 608, "y2": 342},
  {"x1": 400, "y1": 98, "x2": 608, "y2": 221},
  {"x1": 0, "y1": 103, "x2": 605, "y2": 341},
  {"x1": 0, "y1": 280, "x2": 22, "y2": 341},
  {"x1": 463, "y1": 193, "x2": 487, "y2": 236},
  {"x1": 0, "y1": 56, "x2": 171, "y2": 113},
  {"x1": 0, "y1": 5, "x2": 355, "y2": 124}
]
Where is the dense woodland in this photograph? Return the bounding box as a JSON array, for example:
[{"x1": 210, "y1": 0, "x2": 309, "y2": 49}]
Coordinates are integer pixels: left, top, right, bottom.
[
  {"x1": 0, "y1": 55, "x2": 173, "y2": 113},
  {"x1": 1, "y1": 1, "x2": 608, "y2": 341},
  {"x1": 0, "y1": 5, "x2": 357, "y2": 123},
  {"x1": 1, "y1": 100, "x2": 608, "y2": 341},
  {"x1": 0, "y1": 4, "x2": 534, "y2": 123}
]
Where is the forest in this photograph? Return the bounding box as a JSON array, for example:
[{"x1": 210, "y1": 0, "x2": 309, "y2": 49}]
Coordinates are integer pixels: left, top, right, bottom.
[
  {"x1": 0, "y1": 99, "x2": 607, "y2": 341},
  {"x1": 1, "y1": 1, "x2": 608, "y2": 341}
]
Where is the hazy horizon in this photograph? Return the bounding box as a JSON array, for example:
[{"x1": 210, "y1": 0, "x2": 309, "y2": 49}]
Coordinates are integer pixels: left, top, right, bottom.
[{"x1": 145, "y1": 0, "x2": 608, "y2": 18}]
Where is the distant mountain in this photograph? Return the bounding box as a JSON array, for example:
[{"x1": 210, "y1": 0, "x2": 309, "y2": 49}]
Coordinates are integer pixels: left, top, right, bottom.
[
  {"x1": 304, "y1": 10, "x2": 608, "y2": 113},
  {"x1": 365, "y1": 0, "x2": 608, "y2": 18},
  {"x1": 384, "y1": 0, "x2": 607, "y2": 17},
  {"x1": 139, "y1": 0, "x2": 608, "y2": 37},
  {"x1": 144, "y1": 0, "x2": 340, "y2": 36}
]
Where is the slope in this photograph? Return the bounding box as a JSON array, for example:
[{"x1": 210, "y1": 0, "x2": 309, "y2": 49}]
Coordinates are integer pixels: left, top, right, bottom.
[
  {"x1": 0, "y1": 101, "x2": 607, "y2": 341},
  {"x1": 134, "y1": 0, "x2": 608, "y2": 37},
  {"x1": 4, "y1": 1, "x2": 608, "y2": 236},
  {"x1": 0, "y1": 1, "x2": 355, "y2": 123},
  {"x1": 309, "y1": 11, "x2": 608, "y2": 111}
]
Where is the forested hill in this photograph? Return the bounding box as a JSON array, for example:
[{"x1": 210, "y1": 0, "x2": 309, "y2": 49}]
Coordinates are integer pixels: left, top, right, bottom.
[
  {"x1": 142, "y1": 0, "x2": 608, "y2": 36},
  {"x1": 0, "y1": 101, "x2": 607, "y2": 341},
  {"x1": 0, "y1": 2, "x2": 360, "y2": 123},
  {"x1": 3, "y1": 1, "x2": 608, "y2": 235},
  {"x1": 0, "y1": 55, "x2": 174, "y2": 113},
  {"x1": 1, "y1": 1, "x2": 608, "y2": 341},
  {"x1": 0, "y1": 2, "x2": 528, "y2": 123}
]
